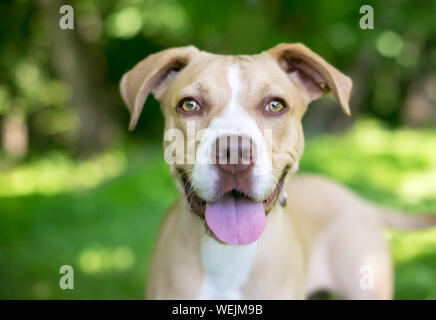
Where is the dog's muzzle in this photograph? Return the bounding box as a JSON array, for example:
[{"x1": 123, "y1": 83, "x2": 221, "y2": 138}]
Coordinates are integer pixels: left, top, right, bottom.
[{"x1": 180, "y1": 134, "x2": 288, "y2": 246}]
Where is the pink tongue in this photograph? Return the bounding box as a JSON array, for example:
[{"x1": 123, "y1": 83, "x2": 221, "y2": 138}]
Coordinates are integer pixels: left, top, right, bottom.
[{"x1": 205, "y1": 194, "x2": 266, "y2": 245}]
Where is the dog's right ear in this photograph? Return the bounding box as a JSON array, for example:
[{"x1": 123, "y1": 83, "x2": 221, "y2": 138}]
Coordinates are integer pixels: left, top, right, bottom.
[{"x1": 120, "y1": 46, "x2": 199, "y2": 130}]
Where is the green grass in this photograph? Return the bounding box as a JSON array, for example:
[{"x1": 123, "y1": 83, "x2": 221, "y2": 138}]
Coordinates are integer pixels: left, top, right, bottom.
[
  {"x1": 0, "y1": 147, "x2": 178, "y2": 299},
  {"x1": 0, "y1": 120, "x2": 435, "y2": 299}
]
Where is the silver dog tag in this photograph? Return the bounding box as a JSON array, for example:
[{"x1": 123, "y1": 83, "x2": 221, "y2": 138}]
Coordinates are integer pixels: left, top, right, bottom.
[{"x1": 279, "y1": 190, "x2": 287, "y2": 207}]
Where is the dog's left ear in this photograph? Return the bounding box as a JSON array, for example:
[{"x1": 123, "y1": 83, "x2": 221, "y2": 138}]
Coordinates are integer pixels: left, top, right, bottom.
[
  {"x1": 266, "y1": 43, "x2": 352, "y2": 115},
  {"x1": 120, "y1": 46, "x2": 199, "y2": 130}
]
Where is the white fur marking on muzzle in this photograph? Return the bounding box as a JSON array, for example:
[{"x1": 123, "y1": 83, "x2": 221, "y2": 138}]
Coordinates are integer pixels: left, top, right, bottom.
[{"x1": 191, "y1": 64, "x2": 274, "y2": 201}]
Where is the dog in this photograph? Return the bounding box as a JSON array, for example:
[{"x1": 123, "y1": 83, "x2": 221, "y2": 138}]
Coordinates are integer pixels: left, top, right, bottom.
[{"x1": 120, "y1": 43, "x2": 436, "y2": 299}]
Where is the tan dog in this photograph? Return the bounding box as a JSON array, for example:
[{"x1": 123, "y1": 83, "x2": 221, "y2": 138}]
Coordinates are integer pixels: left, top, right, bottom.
[{"x1": 120, "y1": 43, "x2": 436, "y2": 300}]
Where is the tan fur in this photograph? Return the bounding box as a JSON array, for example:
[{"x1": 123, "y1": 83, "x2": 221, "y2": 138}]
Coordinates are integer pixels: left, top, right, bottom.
[{"x1": 120, "y1": 43, "x2": 435, "y2": 300}]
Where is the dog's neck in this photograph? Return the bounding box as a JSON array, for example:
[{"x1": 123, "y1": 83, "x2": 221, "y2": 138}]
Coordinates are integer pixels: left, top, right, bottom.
[
  {"x1": 177, "y1": 198, "x2": 259, "y2": 299},
  {"x1": 197, "y1": 234, "x2": 258, "y2": 299}
]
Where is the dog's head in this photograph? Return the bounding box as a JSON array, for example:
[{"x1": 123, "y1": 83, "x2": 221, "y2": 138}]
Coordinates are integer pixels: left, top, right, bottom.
[{"x1": 120, "y1": 43, "x2": 352, "y2": 245}]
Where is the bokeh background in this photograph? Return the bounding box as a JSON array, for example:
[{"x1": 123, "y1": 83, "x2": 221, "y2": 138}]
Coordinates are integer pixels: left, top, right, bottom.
[{"x1": 0, "y1": 0, "x2": 435, "y2": 299}]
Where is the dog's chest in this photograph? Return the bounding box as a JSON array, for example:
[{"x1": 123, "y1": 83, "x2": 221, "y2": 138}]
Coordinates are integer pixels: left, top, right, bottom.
[{"x1": 197, "y1": 235, "x2": 258, "y2": 299}]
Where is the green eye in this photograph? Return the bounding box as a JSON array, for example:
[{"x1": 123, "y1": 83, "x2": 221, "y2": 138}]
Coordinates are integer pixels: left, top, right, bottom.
[
  {"x1": 266, "y1": 100, "x2": 284, "y2": 113},
  {"x1": 181, "y1": 99, "x2": 200, "y2": 112}
]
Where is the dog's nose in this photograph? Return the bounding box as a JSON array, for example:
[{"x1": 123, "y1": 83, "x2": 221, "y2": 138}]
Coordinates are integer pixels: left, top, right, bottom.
[{"x1": 214, "y1": 135, "x2": 256, "y2": 175}]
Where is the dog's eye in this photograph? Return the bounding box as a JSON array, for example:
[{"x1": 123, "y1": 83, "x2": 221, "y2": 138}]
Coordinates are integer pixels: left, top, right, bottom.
[
  {"x1": 180, "y1": 99, "x2": 200, "y2": 112},
  {"x1": 265, "y1": 100, "x2": 285, "y2": 113}
]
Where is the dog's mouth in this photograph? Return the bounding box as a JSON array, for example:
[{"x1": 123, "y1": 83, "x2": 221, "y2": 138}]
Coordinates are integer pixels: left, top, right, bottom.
[{"x1": 180, "y1": 167, "x2": 288, "y2": 245}]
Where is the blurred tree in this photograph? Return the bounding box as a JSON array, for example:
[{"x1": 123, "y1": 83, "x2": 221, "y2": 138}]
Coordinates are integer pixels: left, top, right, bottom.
[{"x1": 39, "y1": 0, "x2": 121, "y2": 156}]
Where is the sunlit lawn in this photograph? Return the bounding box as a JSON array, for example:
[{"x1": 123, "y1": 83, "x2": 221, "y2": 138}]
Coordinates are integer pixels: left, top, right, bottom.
[{"x1": 0, "y1": 120, "x2": 435, "y2": 299}]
